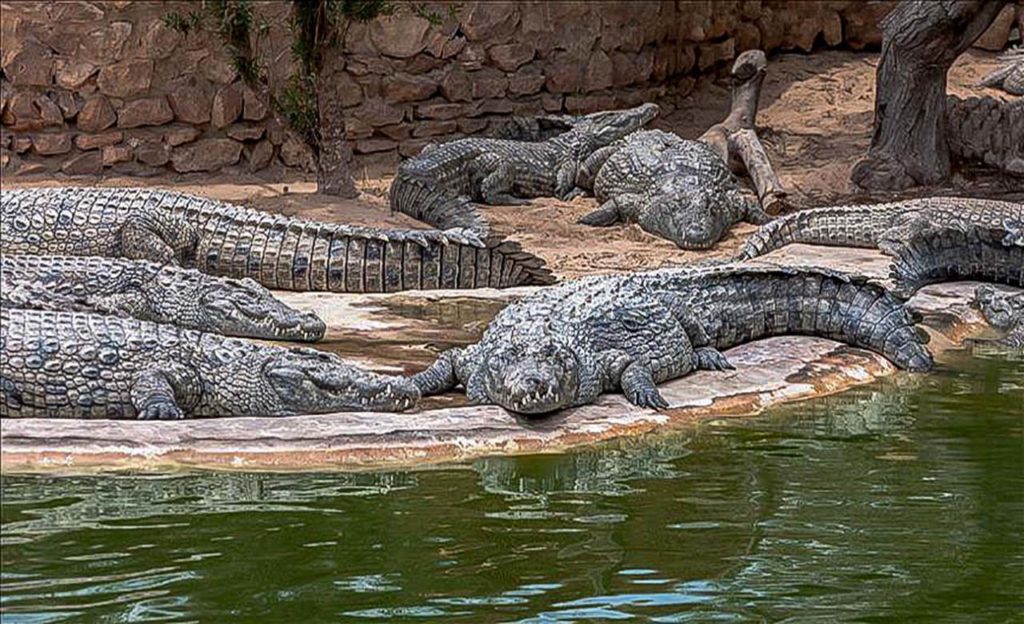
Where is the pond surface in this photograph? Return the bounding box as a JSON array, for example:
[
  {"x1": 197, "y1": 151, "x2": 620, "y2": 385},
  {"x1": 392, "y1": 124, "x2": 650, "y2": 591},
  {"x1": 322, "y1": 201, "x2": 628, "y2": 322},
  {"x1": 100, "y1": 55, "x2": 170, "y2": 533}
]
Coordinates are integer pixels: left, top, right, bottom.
[{"x1": 2, "y1": 352, "x2": 1021, "y2": 623}]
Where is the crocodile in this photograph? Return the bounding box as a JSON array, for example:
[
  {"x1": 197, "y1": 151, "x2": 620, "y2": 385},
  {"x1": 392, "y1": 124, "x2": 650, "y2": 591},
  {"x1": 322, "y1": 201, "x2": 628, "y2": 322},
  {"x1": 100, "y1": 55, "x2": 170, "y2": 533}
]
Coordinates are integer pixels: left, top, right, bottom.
[
  {"x1": 876, "y1": 218, "x2": 1023, "y2": 298},
  {"x1": 978, "y1": 46, "x2": 1024, "y2": 96},
  {"x1": 0, "y1": 254, "x2": 326, "y2": 341},
  {"x1": 0, "y1": 187, "x2": 554, "y2": 291},
  {"x1": 0, "y1": 307, "x2": 419, "y2": 419},
  {"x1": 735, "y1": 197, "x2": 1023, "y2": 261},
  {"x1": 492, "y1": 113, "x2": 579, "y2": 142},
  {"x1": 389, "y1": 103, "x2": 660, "y2": 238},
  {"x1": 975, "y1": 285, "x2": 1024, "y2": 348},
  {"x1": 577, "y1": 129, "x2": 772, "y2": 249},
  {"x1": 946, "y1": 95, "x2": 1023, "y2": 176},
  {"x1": 411, "y1": 264, "x2": 933, "y2": 415}
]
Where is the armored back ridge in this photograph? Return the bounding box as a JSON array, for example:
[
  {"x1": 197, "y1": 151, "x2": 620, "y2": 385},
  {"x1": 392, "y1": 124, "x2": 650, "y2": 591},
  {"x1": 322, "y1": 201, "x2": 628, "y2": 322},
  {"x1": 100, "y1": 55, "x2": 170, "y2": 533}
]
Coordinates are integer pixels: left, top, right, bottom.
[
  {"x1": 0, "y1": 254, "x2": 326, "y2": 341},
  {"x1": 0, "y1": 308, "x2": 419, "y2": 419},
  {"x1": 0, "y1": 187, "x2": 554, "y2": 291},
  {"x1": 411, "y1": 264, "x2": 932, "y2": 414}
]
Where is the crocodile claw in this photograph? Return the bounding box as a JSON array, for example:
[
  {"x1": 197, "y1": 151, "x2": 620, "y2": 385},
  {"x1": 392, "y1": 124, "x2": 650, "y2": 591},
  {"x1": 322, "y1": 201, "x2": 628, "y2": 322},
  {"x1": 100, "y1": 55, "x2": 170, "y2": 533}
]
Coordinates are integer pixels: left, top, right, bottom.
[
  {"x1": 138, "y1": 401, "x2": 184, "y2": 420},
  {"x1": 628, "y1": 387, "x2": 670, "y2": 410}
]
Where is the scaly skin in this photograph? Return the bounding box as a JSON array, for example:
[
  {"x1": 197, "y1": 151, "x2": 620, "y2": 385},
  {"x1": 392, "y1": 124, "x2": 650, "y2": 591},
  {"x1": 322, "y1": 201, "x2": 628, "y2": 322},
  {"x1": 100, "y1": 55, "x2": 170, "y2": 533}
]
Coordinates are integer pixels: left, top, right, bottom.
[
  {"x1": 0, "y1": 187, "x2": 554, "y2": 291},
  {"x1": 877, "y1": 219, "x2": 1023, "y2": 298},
  {"x1": 389, "y1": 104, "x2": 659, "y2": 238},
  {"x1": 411, "y1": 264, "x2": 933, "y2": 415},
  {"x1": 735, "y1": 197, "x2": 1023, "y2": 260},
  {"x1": 0, "y1": 308, "x2": 419, "y2": 419},
  {"x1": 978, "y1": 46, "x2": 1024, "y2": 95},
  {"x1": 0, "y1": 254, "x2": 326, "y2": 341},
  {"x1": 975, "y1": 285, "x2": 1024, "y2": 349},
  {"x1": 946, "y1": 95, "x2": 1023, "y2": 176},
  {"x1": 581, "y1": 130, "x2": 771, "y2": 249}
]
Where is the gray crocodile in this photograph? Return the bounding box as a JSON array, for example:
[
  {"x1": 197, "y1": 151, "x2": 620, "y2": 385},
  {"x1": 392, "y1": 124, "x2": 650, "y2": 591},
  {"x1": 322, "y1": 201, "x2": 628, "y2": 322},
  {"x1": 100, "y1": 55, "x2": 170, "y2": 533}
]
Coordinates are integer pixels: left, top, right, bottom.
[
  {"x1": 389, "y1": 103, "x2": 659, "y2": 237},
  {"x1": 0, "y1": 254, "x2": 325, "y2": 341},
  {"x1": 0, "y1": 187, "x2": 553, "y2": 291},
  {"x1": 411, "y1": 264, "x2": 932, "y2": 415},
  {"x1": 735, "y1": 197, "x2": 1023, "y2": 261},
  {"x1": 492, "y1": 113, "x2": 579, "y2": 142},
  {"x1": 876, "y1": 218, "x2": 1023, "y2": 298},
  {"x1": 978, "y1": 46, "x2": 1024, "y2": 96},
  {"x1": 0, "y1": 307, "x2": 419, "y2": 419},
  {"x1": 577, "y1": 129, "x2": 771, "y2": 249},
  {"x1": 975, "y1": 285, "x2": 1023, "y2": 348},
  {"x1": 946, "y1": 95, "x2": 1023, "y2": 176}
]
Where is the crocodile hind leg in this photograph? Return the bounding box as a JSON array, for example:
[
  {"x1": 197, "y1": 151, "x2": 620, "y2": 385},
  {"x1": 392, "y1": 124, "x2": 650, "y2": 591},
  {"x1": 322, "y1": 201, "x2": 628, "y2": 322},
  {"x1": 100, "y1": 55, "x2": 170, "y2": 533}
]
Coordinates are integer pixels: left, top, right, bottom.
[
  {"x1": 476, "y1": 156, "x2": 531, "y2": 206},
  {"x1": 118, "y1": 212, "x2": 199, "y2": 265}
]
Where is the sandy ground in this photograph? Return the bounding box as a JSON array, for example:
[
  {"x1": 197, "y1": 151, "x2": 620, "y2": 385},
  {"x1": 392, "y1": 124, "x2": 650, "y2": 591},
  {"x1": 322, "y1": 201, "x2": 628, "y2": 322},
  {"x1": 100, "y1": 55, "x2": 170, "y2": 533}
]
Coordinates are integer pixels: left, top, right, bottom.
[{"x1": 4, "y1": 49, "x2": 1019, "y2": 280}]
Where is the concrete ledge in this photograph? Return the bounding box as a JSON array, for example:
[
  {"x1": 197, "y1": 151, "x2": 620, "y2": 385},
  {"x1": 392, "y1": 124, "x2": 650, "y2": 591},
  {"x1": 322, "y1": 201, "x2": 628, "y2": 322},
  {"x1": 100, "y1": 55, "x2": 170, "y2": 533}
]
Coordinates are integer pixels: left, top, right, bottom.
[{"x1": 0, "y1": 246, "x2": 1008, "y2": 474}]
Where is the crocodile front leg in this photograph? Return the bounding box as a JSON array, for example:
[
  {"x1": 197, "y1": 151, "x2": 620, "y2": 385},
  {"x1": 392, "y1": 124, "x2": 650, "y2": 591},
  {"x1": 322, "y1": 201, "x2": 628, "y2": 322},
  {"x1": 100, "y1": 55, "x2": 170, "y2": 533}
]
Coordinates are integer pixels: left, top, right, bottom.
[
  {"x1": 575, "y1": 145, "x2": 619, "y2": 191},
  {"x1": 131, "y1": 365, "x2": 201, "y2": 420},
  {"x1": 475, "y1": 156, "x2": 531, "y2": 206},
  {"x1": 410, "y1": 349, "x2": 463, "y2": 396},
  {"x1": 578, "y1": 195, "x2": 642, "y2": 226},
  {"x1": 620, "y1": 361, "x2": 669, "y2": 409}
]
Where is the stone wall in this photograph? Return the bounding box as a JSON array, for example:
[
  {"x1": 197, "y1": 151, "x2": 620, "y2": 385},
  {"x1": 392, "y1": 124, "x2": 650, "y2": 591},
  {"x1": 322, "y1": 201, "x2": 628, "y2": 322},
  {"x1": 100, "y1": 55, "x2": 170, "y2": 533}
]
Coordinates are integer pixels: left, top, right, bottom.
[{"x1": 1, "y1": 0, "x2": 1016, "y2": 179}]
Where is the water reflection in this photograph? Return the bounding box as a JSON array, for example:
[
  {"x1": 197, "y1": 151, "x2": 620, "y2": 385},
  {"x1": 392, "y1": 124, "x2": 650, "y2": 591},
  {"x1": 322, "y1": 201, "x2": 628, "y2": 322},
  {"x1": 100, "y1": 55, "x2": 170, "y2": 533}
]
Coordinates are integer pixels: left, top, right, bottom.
[{"x1": 1, "y1": 353, "x2": 1021, "y2": 622}]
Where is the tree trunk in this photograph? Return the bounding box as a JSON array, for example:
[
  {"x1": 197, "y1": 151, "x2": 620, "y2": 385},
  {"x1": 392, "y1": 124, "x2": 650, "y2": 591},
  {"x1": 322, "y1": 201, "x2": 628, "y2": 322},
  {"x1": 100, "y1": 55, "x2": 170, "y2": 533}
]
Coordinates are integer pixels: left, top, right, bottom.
[
  {"x1": 851, "y1": 0, "x2": 1008, "y2": 191},
  {"x1": 314, "y1": 80, "x2": 358, "y2": 198}
]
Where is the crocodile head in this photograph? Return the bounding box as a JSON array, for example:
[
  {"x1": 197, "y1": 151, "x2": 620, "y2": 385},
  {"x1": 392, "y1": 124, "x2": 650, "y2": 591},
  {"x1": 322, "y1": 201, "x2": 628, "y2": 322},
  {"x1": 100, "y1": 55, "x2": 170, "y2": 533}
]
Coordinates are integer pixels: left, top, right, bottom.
[
  {"x1": 259, "y1": 347, "x2": 420, "y2": 413},
  {"x1": 976, "y1": 285, "x2": 1024, "y2": 332},
  {"x1": 640, "y1": 178, "x2": 740, "y2": 250},
  {"x1": 194, "y1": 277, "x2": 326, "y2": 342},
  {"x1": 558, "y1": 103, "x2": 660, "y2": 154},
  {"x1": 470, "y1": 336, "x2": 601, "y2": 415}
]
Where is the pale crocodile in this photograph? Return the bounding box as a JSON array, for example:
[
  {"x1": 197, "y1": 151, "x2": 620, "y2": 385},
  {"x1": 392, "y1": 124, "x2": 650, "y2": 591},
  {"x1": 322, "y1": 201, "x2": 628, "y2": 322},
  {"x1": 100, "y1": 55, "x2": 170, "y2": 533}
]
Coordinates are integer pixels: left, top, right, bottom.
[
  {"x1": 978, "y1": 46, "x2": 1024, "y2": 95},
  {"x1": 0, "y1": 307, "x2": 419, "y2": 419},
  {"x1": 0, "y1": 187, "x2": 554, "y2": 291},
  {"x1": 0, "y1": 254, "x2": 326, "y2": 341},
  {"x1": 411, "y1": 264, "x2": 932, "y2": 415},
  {"x1": 578, "y1": 129, "x2": 771, "y2": 249},
  {"x1": 389, "y1": 104, "x2": 659, "y2": 238},
  {"x1": 735, "y1": 197, "x2": 1023, "y2": 260}
]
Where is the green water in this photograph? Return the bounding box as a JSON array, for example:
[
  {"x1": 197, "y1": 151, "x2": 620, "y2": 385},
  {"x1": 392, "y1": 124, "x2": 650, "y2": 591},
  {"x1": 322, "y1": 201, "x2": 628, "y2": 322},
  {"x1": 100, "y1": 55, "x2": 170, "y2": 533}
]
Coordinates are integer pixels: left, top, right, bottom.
[{"x1": 2, "y1": 352, "x2": 1022, "y2": 623}]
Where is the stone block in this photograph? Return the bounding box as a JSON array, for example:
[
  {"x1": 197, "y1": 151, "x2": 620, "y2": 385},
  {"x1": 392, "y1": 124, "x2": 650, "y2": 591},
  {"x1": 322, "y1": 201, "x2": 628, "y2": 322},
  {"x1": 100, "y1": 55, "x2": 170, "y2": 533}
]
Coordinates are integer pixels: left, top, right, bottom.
[
  {"x1": 470, "y1": 68, "x2": 508, "y2": 99},
  {"x1": 352, "y1": 99, "x2": 405, "y2": 126},
  {"x1": 399, "y1": 139, "x2": 431, "y2": 158},
  {"x1": 370, "y1": 15, "x2": 431, "y2": 58},
  {"x1": 974, "y1": 4, "x2": 1015, "y2": 51},
  {"x1": 75, "y1": 130, "x2": 123, "y2": 150},
  {"x1": 61, "y1": 151, "x2": 102, "y2": 175},
  {"x1": 12, "y1": 136, "x2": 33, "y2": 154},
  {"x1": 32, "y1": 132, "x2": 72, "y2": 155},
  {"x1": 384, "y1": 73, "x2": 438, "y2": 103},
  {"x1": 355, "y1": 138, "x2": 397, "y2": 154},
  {"x1": 78, "y1": 21, "x2": 132, "y2": 63},
  {"x1": 211, "y1": 83, "x2": 243, "y2": 129},
  {"x1": 440, "y1": 68, "x2": 474, "y2": 102},
  {"x1": 279, "y1": 135, "x2": 315, "y2": 170},
  {"x1": 98, "y1": 60, "x2": 153, "y2": 98},
  {"x1": 77, "y1": 95, "x2": 117, "y2": 132},
  {"x1": 460, "y1": 2, "x2": 519, "y2": 42},
  {"x1": 242, "y1": 86, "x2": 268, "y2": 121},
  {"x1": 841, "y1": 1, "x2": 893, "y2": 50},
  {"x1": 508, "y1": 65, "x2": 546, "y2": 96},
  {"x1": 53, "y1": 91, "x2": 80, "y2": 119},
  {"x1": 136, "y1": 141, "x2": 171, "y2": 166},
  {"x1": 164, "y1": 125, "x2": 201, "y2": 147},
  {"x1": 117, "y1": 96, "x2": 173, "y2": 128},
  {"x1": 412, "y1": 120, "x2": 458, "y2": 138},
  {"x1": 101, "y1": 144, "x2": 133, "y2": 166},
  {"x1": 166, "y1": 75, "x2": 213, "y2": 124},
  {"x1": 139, "y1": 20, "x2": 181, "y2": 60},
  {"x1": 488, "y1": 42, "x2": 535, "y2": 71},
  {"x1": 245, "y1": 139, "x2": 274, "y2": 171},
  {"x1": 458, "y1": 117, "x2": 488, "y2": 134},
  {"x1": 226, "y1": 124, "x2": 266, "y2": 142},
  {"x1": 33, "y1": 95, "x2": 63, "y2": 127},
  {"x1": 54, "y1": 59, "x2": 98, "y2": 90},
  {"x1": 584, "y1": 50, "x2": 614, "y2": 93},
  {"x1": 171, "y1": 138, "x2": 243, "y2": 172},
  {"x1": 377, "y1": 123, "x2": 411, "y2": 141},
  {"x1": 202, "y1": 55, "x2": 238, "y2": 85},
  {"x1": 3, "y1": 42, "x2": 53, "y2": 86},
  {"x1": 416, "y1": 100, "x2": 466, "y2": 120},
  {"x1": 345, "y1": 117, "x2": 374, "y2": 140},
  {"x1": 545, "y1": 55, "x2": 586, "y2": 93}
]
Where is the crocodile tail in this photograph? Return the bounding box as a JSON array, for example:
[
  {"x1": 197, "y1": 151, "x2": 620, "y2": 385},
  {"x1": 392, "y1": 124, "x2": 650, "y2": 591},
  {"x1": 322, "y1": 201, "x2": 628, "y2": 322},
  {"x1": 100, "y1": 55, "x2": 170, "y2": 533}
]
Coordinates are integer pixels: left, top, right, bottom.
[
  {"x1": 659, "y1": 264, "x2": 933, "y2": 371},
  {"x1": 878, "y1": 220, "x2": 1024, "y2": 299},
  {"x1": 192, "y1": 204, "x2": 554, "y2": 292},
  {"x1": 733, "y1": 203, "x2": 907, "y2": 261},
  {"x1": 742, "y1": 196, "x2": 774, "y2": 226},
  {"x1": 389, "y1": 171, "x2": 490, "y2": 238}
]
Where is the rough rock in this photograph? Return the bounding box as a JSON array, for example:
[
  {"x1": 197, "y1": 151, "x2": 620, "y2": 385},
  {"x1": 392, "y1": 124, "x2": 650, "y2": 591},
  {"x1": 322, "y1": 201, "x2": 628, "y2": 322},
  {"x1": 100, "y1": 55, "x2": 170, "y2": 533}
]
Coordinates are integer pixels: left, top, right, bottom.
[
  {"x1": 370, "y1": 15, "x2": 431, "y2": 58},
  {"x1": 166, "y1": 75, "x2": 213, "y2": 124},
  {"x1": 101, "y1": 144, "x2": 133, "y2": 166},
  {"x1": 460, "y1": 2, "x2": 520, "y2": 42},
  {"x1": 33, "y1": 95, "x2": 64, "y2": 127},
  {"x1": 279, "y1": 135, "x2": 315, "y2": 170},
  {"x1": 3, "y1": 42, "x2": 54, "y2": 86},
  {"x1": 242, "y1": 86, "x2": 268, "y2": 121},
  {"x1": 170, "y1": 138, "x2": 242, "y2": 172},
  {"x1": 416, "y1": 100, "x2": 466, "y2": 120},
  {"x1": 210, "y1": 83, "x2": 243, "y2": 129},
  {"x1": 508, "y1": 65, "x2": 546, "y2": 96},
  {"x1": 412, "y1": 120, "x2": 458, "y2": 138},
  {"x1": 355, "y1": 138, "x2": 397, "y2": 154},
  {"x1": 54, "y1": 59, "x2": 98, "y2": 90},
  {"x1": 352, "y1": 99, "x2": 405, "y2": 127},
  {"x1": 345, "y1": 117, "x2": 374, "y2": 140},
  {"x1": 245, "y1": 139, "x2": 274, "y2": 171},
  {"x1": 377, "y1": 123, "x2": 411, "y2": 141},
  {"x1": 226, "y1": 124, "x2": 265, "y2": 142},
  {"x1": 545, "y1": 54, "x2": 585, "y2": 93},
  {"x1": 97, "y1": 59, "x2": 153, "y2": 98},
  {"x1": 439, "y1": 68, "x2": 473, "y2": 102},
  {"x1": 163, "y1": 125, "x2": 201, "y2": 147},
  {"x1": 31, "y1": 132, "x2": 71, "y2": 155},
  {"x1": 842, "y1": 1, "x2": 893, "y2": 50},
  {"x1": 117, "y1": 96, "x2": 174, "y2": 128},
  {"x1": 77, "y1": 95, "x2": 117, "y2": 133},
  {"x1": 383, "y1": 73, "x2": 438, "y2": 103},
  {"x1": 470, "y1": 68, "x2": 508, "y2": 100},
  {"x1": 136, "y1": 141, "x2": 170, "y2": 166},
  {"x1": 202, "y1": 55, "x2": 238, "y2": 85},
  {"x1": 60, "y1": 151, "x2": 102, "y2": 175},
  {"x1": 321, "y1": 72, "x2": 363, "y2": 109},
  {"x1": 52, "y1": 91, "x2": 79, "y2": 119},
  {"x1": 457, "y1": 43, "x2": 487, "y2": 71},
  {"x1": 488, "y1": 42, "x2": 535, "y2": 71},
  {"x1": 584, "y1": 50, "x2": 614, "y2": 92},
  {"x1": 139, "y1": 20, "x2": 181, "y2": 60},
  {"x1": 973, "y1": 4, "x2": 1015, "y2": 51},
  {"x1": 11, "y1": 137, "x2": 33, "y2": 154},
  {"x1": 74, "y1": 130, "x2": 123, "y2": 150},
  {"x1": 78, "y1": 21, "x2": 132, "y2": 63}
]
